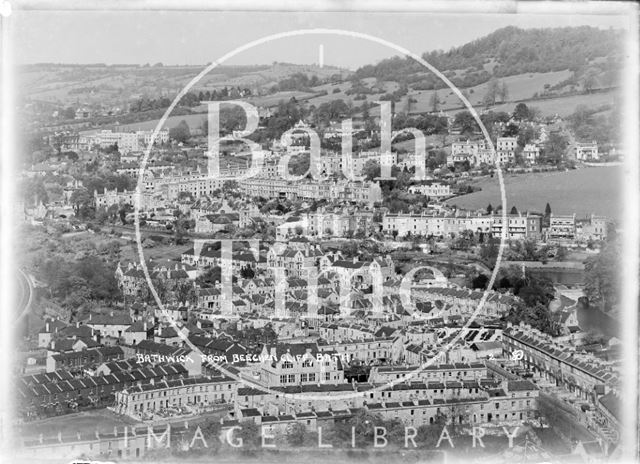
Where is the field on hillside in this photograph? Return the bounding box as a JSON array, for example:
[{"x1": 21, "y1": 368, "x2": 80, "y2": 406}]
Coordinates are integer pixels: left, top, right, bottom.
[
  {"x1": 247, "y1": 90, "x2": 317, "y2": 107},
  {"x1": 307, "y1": 79, "x2": 400, "y2": 107},
  {"x1": 484, "y1": 90, "x2": 617, "y2": 117},
  {"x1": 405, "y1": 70, "x2": 572, "y2": 113},
  {"x1": 445, "y1": 166, "x2": 622, "y2": 220},
  {"x1": 19, "y1": 63, "x2": 347, "y2": 107}
]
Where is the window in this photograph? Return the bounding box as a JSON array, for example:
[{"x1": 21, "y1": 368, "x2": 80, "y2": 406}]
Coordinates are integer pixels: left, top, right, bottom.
[
  {"x1": 280, "y1": 375, "x2": 287, "y2": 384},
  {"x1": 324, "y1": 372, "x2": 331, "y2": 381},
  {"x1": 288, "y1": 374, "x2": 295, "y2": 383},
  {"x1": 301, "y1": 374, "x2": 308, "y2": 382},
  {"x1": 282, "y1": 361, "x2": 293, "y2": 369},
  {"x1": 308, "y1": 373, "x2": 315, "y2": 382},
  {"x1": 495, "y1": 402, "x2": 500, "y2": 409}
]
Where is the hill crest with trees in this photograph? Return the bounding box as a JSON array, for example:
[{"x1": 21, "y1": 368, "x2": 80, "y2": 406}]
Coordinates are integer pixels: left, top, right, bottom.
[{"x1": 353, "y1": 26, "x2": 624, "y2": 91}]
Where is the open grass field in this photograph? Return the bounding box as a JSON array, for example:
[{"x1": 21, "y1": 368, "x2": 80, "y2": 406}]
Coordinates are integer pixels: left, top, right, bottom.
[
  {"x1": 445, "y1": 166, "x2": 622, "y2": 220},
  {"x1": 115, "y1": 112, "x2": 208, "y2": 132},
  {"x1": 484, "y1": 90, "x2": 617, "y2": 117},
  {"x1": 405, "y1": 70, "x2": 573, "y2": 114}
]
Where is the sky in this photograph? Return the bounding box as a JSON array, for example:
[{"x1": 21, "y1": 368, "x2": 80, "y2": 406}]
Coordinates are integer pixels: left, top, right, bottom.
[{"x1": 12, "y1": 8, "x2": 631, "y2": 70}]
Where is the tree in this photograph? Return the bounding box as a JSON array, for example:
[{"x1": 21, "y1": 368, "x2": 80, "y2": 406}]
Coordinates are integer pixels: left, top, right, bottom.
[
  {"x1": 175, "y1": 281, "x2": 195, "y2": 305},
  {"x1": 173, "y1": 217, "x2": 190, "y2": 245},
  {"x1": 453, "y1": 111, "x2": 477, "y2": 135},
  {"x1": 70, "y1": 188, "x2": 94, "y2": 218},
  {"x1": 517, "y1": 125, "x2": 536, "y2": 148},
  {"x1": 362, "y1": 159, "x2": 381, "y2": 181},
  {"x1": 169, "y1": 120, "x2": 191, "y2": 144},
  {"x1": 510, "y1": 206, "x2": 518, "y2": 215},
  {"x1": 239, "y1": 265, "x2": 255, "y2": 279},
  {"x1": 177, "y1": 191, "x2": 193, "y2": 202},
  {"x1": 62, "y1": 107, "x2": 76, "y2": 120},
  {"x1": 429, "y1": 90, "x2": 439, "y2": 112},
  {"x1": 543, "y1": 132, "x2": 568, "y2": 164},
  {"x1": 512, "y1": 103, "x2": 532, "y2": 121},
  {"x1": 497, "y1": 80, "x2": 509, "y2": 102},
  {"x1": 502, "y1": 301, "x2": 557, "y2": 335},
  {"x1": 479, "y1": 235, "x2": 499, "y2": 266},
  {"x1": 472, "y1": 274, "x2": 489, "y2": 289},
  {"x1": 502, "y1": 122, "x2": 519, "y2": 137},
  {"x1": 21, "y1": 177, "x2": 49, "y2": 206},
  {"x1": 483, "y1": 78, "x2": 499, "y2": 107},
  {"x1": 486, "y1": 203, "x2": 493, "y2": 214},
  {"x1": 222, "y1": 180, "x2": 239, "y2": 192},
  {"x1": 584, "y1": 236, "x2": 620, "y2": 312},
  {"x1": 544, "y1": 202, "x2": 552, "y2": 216},
  {"x1": 196, "y1": 266, "x2": 222, "y2": 287},
  {"x1": 582, "y1": 69, "x2": 599, "y2": 94}
]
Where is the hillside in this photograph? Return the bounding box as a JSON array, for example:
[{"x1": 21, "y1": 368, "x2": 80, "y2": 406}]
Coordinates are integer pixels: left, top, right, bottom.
[
  {"x1": 353, "y1": 26, "x2": 624, "y2": 92},
  {"x1": 18, "y1": 26, "x2": 625, "y2": 131},
  {"x1": 18, "y1": 62, "x2": 348, "y2": 107}
]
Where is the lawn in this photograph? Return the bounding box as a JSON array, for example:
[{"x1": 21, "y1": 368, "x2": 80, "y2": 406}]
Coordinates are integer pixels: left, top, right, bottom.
[
  {"x1": 445, "y1": 165, "x2": 622, "y2": 220},
  {"x1": 406, "y1": 70, "x2": 573, "y2": 114}
]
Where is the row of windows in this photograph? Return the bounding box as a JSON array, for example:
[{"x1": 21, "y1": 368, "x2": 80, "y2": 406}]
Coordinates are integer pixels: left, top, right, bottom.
[{"x1": 133, "y1": 383, "x2": 233, "y2": 401}]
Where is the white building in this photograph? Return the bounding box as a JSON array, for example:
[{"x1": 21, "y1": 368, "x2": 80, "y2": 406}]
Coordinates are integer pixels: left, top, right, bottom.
[
  {"x1": 575, "y1": 142, "x2": 599, "y2": 161},
  {"x1": 83, "y1": 129, "x2": 169, "y2": 153},
  {"x1": 523, "y1": 144, "x2": 540, "y2": 163},
  {"x1": 496, "y1": 137, "x2": 517, "y2": 164},
  {"x1": 408, "y1": 182, "x2": 451, "y2": 199}
]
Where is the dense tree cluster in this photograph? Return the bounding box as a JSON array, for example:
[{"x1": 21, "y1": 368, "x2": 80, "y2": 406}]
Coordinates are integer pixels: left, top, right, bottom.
[
  {"x1": 129, "y1": 87, "x2": 253, "y2": 114},
  {"x1": 276, "y1": 72, "x2": 320, "y2": 92},
  {"x1": 37, "y1": 254, "x2": 121, "y2": 307},
  {"x1": 584, "y1": 233, "x2": 620, "y2": 312},
  {"x1": 567, "y1": 104, "x2": 620, "y2": 147}
]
